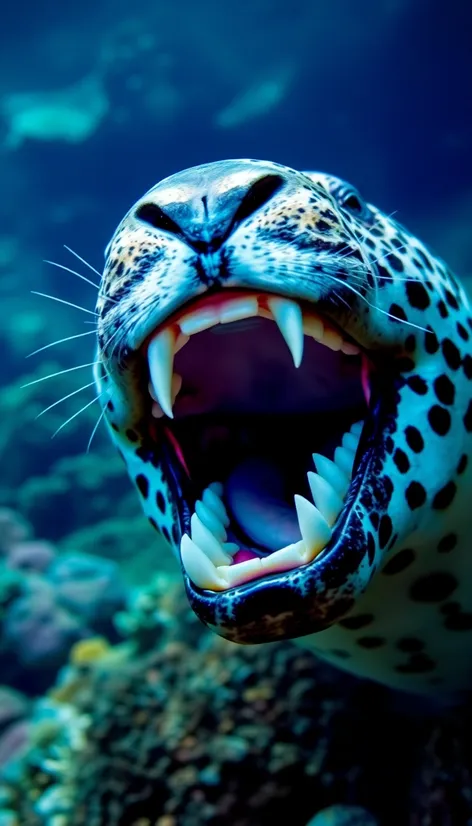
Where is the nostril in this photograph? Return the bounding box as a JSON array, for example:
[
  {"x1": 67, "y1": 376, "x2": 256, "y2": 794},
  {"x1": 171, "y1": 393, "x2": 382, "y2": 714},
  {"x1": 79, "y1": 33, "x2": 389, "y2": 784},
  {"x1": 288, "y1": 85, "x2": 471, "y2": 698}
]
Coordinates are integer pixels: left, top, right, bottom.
[
  {"x1": 135, "y1": 203, "x2": 183, "y2": 236},
  {"x1": 231, "y1": 174, "x2": 284, "y2": 228}
]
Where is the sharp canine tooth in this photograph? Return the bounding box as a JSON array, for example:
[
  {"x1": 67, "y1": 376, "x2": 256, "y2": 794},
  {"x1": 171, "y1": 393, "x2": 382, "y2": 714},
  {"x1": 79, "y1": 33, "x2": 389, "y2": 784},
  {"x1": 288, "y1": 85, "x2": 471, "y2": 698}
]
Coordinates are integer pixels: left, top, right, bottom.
[
  {"x1": 334, "y1": 446, "x2": 355, "y2": 476},
  {"x1": 267, "y1": 297, "x2": 304, "y2": 368},
  {"x1": 190, "y1": 513, "x2": 231, "y2": 566},
  {"x1": 313, "y1": 453, "x2": 349, "y2": 497},
  {"x1": 294, "y1": 495, "x2": 331, "y2": 559},
  {"x1": 350, "y1": 420, "x2": 363, "y2": 437},
  {"x1": 202, "y1": 488, "x2": 230, "y2": 526},
  {"x1": 175, "y1": 332, "x2": 189, "y2": 353},
  {"x1": 180, "y1": 534, "x2": 228, "y2": 590},
  {"x1": 208, "y1": 481, "x2": 224, "y2": 497},
  {"x1": 342, "y1": 432, "x2": 359, "y2": 451},
  {"x1": 220, "y1": 297, "x2": 258, "y2": 323},
  {"x1": 195, "y1": 500, "x2": 227, "y2": 541},
  {"x1": 148, "y1": 328, "x2": 176, "y2": 419},
  {"x1": 307, "y1": 472, "x2": 344, "y2": 527},
  {"x1": 179, "y1": 308, "x2": 219, "y2": 336}
]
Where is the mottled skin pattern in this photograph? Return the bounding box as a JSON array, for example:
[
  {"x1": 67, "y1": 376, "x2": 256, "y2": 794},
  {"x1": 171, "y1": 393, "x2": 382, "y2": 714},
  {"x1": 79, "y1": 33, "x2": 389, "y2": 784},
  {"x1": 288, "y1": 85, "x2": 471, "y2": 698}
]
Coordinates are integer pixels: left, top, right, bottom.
[{"x1": 95, "y1": 160, "x2": 472, "y2": 696}]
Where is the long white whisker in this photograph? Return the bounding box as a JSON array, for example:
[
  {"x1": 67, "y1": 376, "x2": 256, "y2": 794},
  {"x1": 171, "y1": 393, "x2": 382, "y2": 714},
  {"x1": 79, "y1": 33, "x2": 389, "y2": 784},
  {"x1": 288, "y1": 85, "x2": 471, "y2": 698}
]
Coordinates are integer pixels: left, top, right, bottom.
[
  {"x1": 64, "y1": 245, "x2": 102, "y2": 278},
  {"x1": 21, "y1": 362, "x2": 100, "y2": 389},
  {"x1": 86, "y1": 406, "x2": 106, "y2": 453},
  {"x1": 43, "y1": 260, "x2": 100, "y2": 290},
  {"x1": 35, "y1": 381, "x2": 97, "y2": 418},
  {"x1": 52, "y1": 393, "x2": 102, "y2": 439},
  {"x1": 26, "y1": 329, "x2": 96, "y2": 358},
  {"x1": 325, "y1": 274, "x2": 431, "y2": 333},
  {"x1": 32, "y1": 291, "x2": 98, "y2": 316}
]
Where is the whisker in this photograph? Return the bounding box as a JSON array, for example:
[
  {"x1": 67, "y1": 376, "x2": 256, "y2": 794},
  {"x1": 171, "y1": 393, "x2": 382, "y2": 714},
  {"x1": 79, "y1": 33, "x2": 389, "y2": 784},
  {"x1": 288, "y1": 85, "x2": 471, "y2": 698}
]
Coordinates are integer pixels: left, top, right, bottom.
[
  {"x1": 43, "y1": 260, "x2": 100, "y2": 290},
  {"x1": 21, "y1": 361, "x2": 100, "y2": 389},
  {"x1": 86, "y1": 406, "x2": 106, "y2": 453},
  {"x1": 26, "y1": 329, "x2": 96, "y2": 358},
  {"x1": 63, "y1": 245, "x2": 102, "y2": 278},
  {"x1": 52, "y1": 393, "x2": 102, "y2": 439},
  {"x1": 35, "y1": 380, "x2": 97, "y2": 418},
  {"x1": 32, "y1": 291, "x2": 98, "y2": 316}
]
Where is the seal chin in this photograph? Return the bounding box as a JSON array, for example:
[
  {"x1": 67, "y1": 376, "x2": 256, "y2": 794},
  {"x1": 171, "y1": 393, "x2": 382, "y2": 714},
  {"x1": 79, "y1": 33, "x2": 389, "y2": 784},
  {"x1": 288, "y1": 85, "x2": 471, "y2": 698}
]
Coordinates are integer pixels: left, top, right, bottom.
[{"x1": 142, "y1": 288, "x2": 375, "y2": 600}]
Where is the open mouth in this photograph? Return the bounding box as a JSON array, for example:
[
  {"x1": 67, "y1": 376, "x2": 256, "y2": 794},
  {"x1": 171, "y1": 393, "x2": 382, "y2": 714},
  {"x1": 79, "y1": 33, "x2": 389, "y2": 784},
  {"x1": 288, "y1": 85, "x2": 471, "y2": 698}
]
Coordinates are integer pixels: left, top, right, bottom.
[{"x1": 145, "y1": 290, "x2": 372, "y2": 592}]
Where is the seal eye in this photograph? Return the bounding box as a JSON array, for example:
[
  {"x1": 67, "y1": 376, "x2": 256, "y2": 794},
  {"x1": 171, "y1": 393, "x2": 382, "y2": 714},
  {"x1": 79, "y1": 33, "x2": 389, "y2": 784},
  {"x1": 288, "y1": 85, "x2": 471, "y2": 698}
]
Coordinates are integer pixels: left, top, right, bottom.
[{"x1": 336, "y1": 186, "x2": 371, "y2": 223}]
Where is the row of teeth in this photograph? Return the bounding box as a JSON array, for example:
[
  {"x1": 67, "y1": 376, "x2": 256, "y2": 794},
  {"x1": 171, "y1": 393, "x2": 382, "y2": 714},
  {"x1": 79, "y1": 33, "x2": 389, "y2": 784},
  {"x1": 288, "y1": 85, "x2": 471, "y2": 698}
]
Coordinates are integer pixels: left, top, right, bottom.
[
  {"x1": 147, "y1": 294, "x2": 360, "y2": 418},
  {"x1": 180, "y1": 420, "x2": 363, "y2": 592}
]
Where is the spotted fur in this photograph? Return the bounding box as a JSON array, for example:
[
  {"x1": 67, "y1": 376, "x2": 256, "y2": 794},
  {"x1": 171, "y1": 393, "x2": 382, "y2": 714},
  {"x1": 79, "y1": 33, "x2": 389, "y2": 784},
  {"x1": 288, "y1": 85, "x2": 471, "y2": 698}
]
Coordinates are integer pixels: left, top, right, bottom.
[{"x1": 95, "y1": 160, "x2": 472, "y2": 696}]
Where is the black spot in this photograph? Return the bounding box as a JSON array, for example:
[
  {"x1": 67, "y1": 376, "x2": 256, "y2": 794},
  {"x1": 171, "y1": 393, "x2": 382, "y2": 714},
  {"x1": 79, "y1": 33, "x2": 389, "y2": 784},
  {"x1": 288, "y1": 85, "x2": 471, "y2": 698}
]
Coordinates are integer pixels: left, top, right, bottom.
[
  {"x1": 437, "y1": 533, "x2": 457, "y2": 553},
  {"x1": 437, "y1": 300, "x2": 448, "y2": 319},
  {"x1": 396, "y1": 654, "x2": 436, "y2": 674},
  {"x1": 385, "y1": 436, "x2": 394, "y2": 454},
  {"x1": 457, "y1": 454, "x2": 468, "y2": 474},
  {"x1": 393, "y1": 448, "x2": 410, "y2": 473},
  {"x1": 107, "y1": 400, "x2": 114, "y2": 412},
  {"x1": 405, "y1": 334, "x2": 416, "y2": 352},
  {"x1": 135, "y1": 474, "x2": 149, "y2": 498},
  {"x1": 382, "y1": 548, "x2": 416, "y2": 575},
  {"x1": 457, "y1": 322, "x2": 469, "y2": 341},
  {"x1": 172, "y1": 523, "x2": 180, "y2": 545},
  {"x1": 432, "y1": 481, "x2": 456, "y2": 510},
  {"x1": 148, "y1": 516, "x2": 158, "y2": 530},
  {"x1": 339, "y1": 613, "x2": 374, "y2": 630},
  {"x1": 406, "y1": 281, "x2": 430, "y2": 310},
  {"x1": 378, "y1": 514, "x2": 393, "y2": 548},
  {"x1": 405, "y1": 482, "x2": 426, "y2": 509},
  {"x1": 406, "y1": 375, "x2": 427, "y2": 395},
  {"x1": 424, "y1": 327, "x2": 439, "y2": 354},
  {"x1": 162, "y1": 526, "x2": 171, "y2": 543},
  {"x1": 367, "y1": 531, "x2": 376, "y2": 564},
  {"x1": 396, "y1": 637, "x2": 424, "y2": 653},
  {"x1": 389, "y1": 303, "x2": 407, "y2": 322},
  {"x1": 357, "y1": 636, "x2": 385, "y2": 649},
  {"x1": 397, "y1": 357, "x2": 415, "y2": 372},
  {"x1": 428, "y1": 405, "x2": 451, "y2": 436},
  {"x1": 405, "y1": 426, "x2": 424, "y2": 453},
  {"x1": 409, "y1": 572, "x2": 458, "y2": 602},
  {"x1": 441, "y1": 338, "x2": 461, "y2": 370},
  {"x1": 444, "y1": 289, "x2": 459, "y2": 310},
  {"x1": 316, "y1": 219, "x2": 330, "y2": 232},
  {"x1": 126, "y1": 428, "x2": 138, "y2": 442},
  {"x1": 416, "y1": 249, "x2": 434, "y2": 272},
  {"x1": 156, "y1": 491, "x2": 166, "y2": 513},
  {"x1": 370, "y1": 512, "x2": 379, "y2": 529},
  {"x1": 110, "y1": 422, "x2": 119, "y2": 432},
  {"x1": 464, "y1": 401, "x2": 472, "y2": 432},
  {"x1": 463, "y1": 355, "x2": 472, "y2": 380},
  {"x1": 444, "y1": 612, "x2": 472, "y2": 631},
  {"x1": 433, "y1": 375, "x2": 455, "y2": 406}
]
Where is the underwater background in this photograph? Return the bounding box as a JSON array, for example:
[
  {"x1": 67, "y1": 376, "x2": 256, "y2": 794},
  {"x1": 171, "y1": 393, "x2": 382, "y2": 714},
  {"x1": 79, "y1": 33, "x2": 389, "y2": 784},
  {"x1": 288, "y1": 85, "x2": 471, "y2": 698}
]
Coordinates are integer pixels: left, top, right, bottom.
[{"x1": 1, "y1": 0, "x2": 472, "y2": 823}]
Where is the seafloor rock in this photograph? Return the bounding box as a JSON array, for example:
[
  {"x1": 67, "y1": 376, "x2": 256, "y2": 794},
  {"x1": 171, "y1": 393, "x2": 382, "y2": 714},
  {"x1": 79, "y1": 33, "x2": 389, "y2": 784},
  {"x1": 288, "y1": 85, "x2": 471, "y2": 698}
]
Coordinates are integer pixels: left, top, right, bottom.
[{"x1": 3, "y1": 575, "x2": 472, "y2": 826}]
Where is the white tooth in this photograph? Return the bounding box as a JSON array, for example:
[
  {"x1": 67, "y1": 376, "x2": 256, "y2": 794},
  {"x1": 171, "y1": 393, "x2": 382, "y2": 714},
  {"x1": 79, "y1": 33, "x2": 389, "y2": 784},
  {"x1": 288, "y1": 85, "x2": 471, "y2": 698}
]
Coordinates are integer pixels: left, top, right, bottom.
[
  {"x1": 312, "y1": 453, "x2": 349, "y2": 497},
  {"x1": 303, "y1": 314, "x2": 324, "y2": 340},
  {"x1": 208, "y1": 481, "x2": 224, "y2": 497},
  {"x1": 294, "y1": 495, "x2": 332, "y2": 559},
  {"x1": 350, "y1": 420, "x2": 363, "y2": 437},
  {"x1": 148, "y1": 328, "x2": 176, "y2": 419},
  {"x1": 342, "y1": 432, "x2": 359, "y2": 452},
  {"x1": 341, "y1": 341, "x2": 360, "y2": 355},
  {"x1": 220, "y1": 297, "x2": 258, "y2": 323},
  {"x1": 219, "y1": 556, "x2": 262, "y2": 588},
  {"x1": 180, "y1": 534, "x2": 228, "y2": 591},
  {"x1": 195, "y1": 500, "x2": 227, "y2": 541},
  {"x1": 222, "y1": 542, "x2": 240, "y2": 555},
  {"x1": 267, "y1": 297, "x2": 304, "y2": 368},
  {"x1": 307, "y1": 472, "x2": 344, "y2": 527},
  {"x1": 202, "y1": 488, "x2": 230, "y2": 526},
  {"x1": 179, "y1": 308, "x2": 219, "y2": 336},
  {"x1": 334, "y1": 446, "x2": 355, "y2": 477},
  {"x1": 321, "y1": 329, "x2": 343, "y2": 351},
  {"x1": 190, "y1": 513, "x2": 231, "y2": 566},
  {"x1": 261, "y1": 539, "x2": 306, "y2": 571}
]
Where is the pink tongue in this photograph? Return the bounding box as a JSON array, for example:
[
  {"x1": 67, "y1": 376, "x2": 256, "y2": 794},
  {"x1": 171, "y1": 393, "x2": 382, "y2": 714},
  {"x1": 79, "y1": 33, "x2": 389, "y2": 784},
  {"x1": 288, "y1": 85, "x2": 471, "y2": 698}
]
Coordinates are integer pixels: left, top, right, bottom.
[{"x1": 233, "y1": 550, "x2": 259, "y2": 564}]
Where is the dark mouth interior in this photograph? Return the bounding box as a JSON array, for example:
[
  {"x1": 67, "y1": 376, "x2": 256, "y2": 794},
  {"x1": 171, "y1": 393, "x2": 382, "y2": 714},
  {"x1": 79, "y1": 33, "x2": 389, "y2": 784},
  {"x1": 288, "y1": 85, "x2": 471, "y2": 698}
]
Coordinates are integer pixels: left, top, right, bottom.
[{"x1": 164, "y1": 316, "x2": 367, "y2": 557}]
